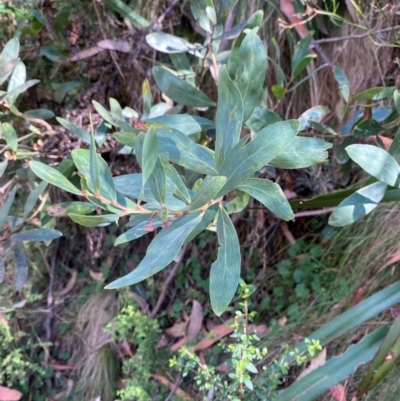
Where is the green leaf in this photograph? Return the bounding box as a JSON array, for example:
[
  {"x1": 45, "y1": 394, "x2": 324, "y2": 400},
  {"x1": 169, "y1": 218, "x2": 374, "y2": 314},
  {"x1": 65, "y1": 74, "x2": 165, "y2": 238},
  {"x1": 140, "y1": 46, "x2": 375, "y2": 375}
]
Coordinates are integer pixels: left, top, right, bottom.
[
  {"x1": 115, "y1": 217, "x2": 164, "y2": 245},
  {"x1": 89, "y1": 122, "x2": 100, "y2": 194},
  {"x1": 71, "y1": 149, "x2": 117, "y2": 201},
  {"x1": 146, "y1": 115, "x2": 214, "y2": 136},
  {"x1": 271, "y1": 84, "x2": 286, "y2": 100},
  {"x1": 0, "y1": 186, "x2": 17, "y2": 229},
  {"x1": 0, "y1": 159, "x2": 8, "y2": 178},
  {"x1": 13, "y1": 241, "x2": 28, "y2": 290},
  {"x1": 105, "y1": 211, "x2": 203, "y2": 288},
  {"x1": 329, "y1": 181, "x2": 387, "y2": 227},
  {"x1": 352, "y1": 87, "x2": 396, "y2": 101},
  {"x1": 148, "y1": 156, "x2": 167, "y2": 205},
  {"x1": 218, "y1": 120, "x2": 300, "y2": 195},
  {"x1": 298, "y1": 106, "x2": 329, "y2": 131},
  {"x1": 11, "y1": 228, "x2": 62, "y2": 242},
  {"x1": 146, "y1": 32, "x2": 199, "y2": 54},
  {"x1": 7, "y1": 61, "x2": 26, "y2": 105},
  {"x1": 142, "y1": 126, "x2": 158, "y2": 183},
  {"x1": 353, "y1": 119, "x2": 381, "y2": 138},
  {"x1": 161, "y1": 159, "x2": 191, "y2": 205},
  {"x1": 237, "y1": 178, "x2": 294, "y2": 220},
  {"x1": 92, "y1": 100, "x2": 116, "y2": 125},
  {"x1": 210, "y1": 207, "x2": 241, "y2": 315},
  {"x1": 228, "y1": 29, "x2": 267, "y2": 121},
  {"x1": 24, "y1": 109, "x2": 54, "y2": 120},
  {"x1": 336, "y1": 136, "x2": 357, "y2": 164},
  {"x1": 0, "y1": 58, "x2": 20, "y2": 86},
  {"x1": 157, "y1": 128, "x2": 218, "y2": 175},
  {"x1": 2, "y1": 122, "x2": 18, "y2": 152},
  {"x1": 68, "y1": 213, "x2": 121, "y2": 227},
  {"x1": 53, "y1": 81, "x2": 80, "y2": 103},
  {"x1": 388, "y1": 127, "x2": 400, "y2": 160},
  {"x1": 394, "y1": 89, "x2": 400, "y2": 115},
  {"x1": 0, "y1": 79, "x2": 40, "y2": 101},
  {"x1": 189, "y1": 175, "x2": 227, "y2": 211},
  {"x1": 333, "y1": 66, "x2": 350, "y2": 101},
  {"x1": 114, "y1": 132, "x2": 136, "y2": 148},
  {"x1": 30, "y1": 161, "x2": 81, "y2": 195},
  {"x1": 66, "y1": 202, "x2": 98, "y2": 215},
  {"x1": 224, "y1": 190, "x2": 250, "y2": 214},
  {"x1": 291, "y1": 32, "x2": 313, "y2": 76},
  {"x1": 153, "y1": 66, "x2": 215, "y2": 108},
  {"x1": 1, "y1": 38, "x2": 19, "y2": 64},
  {"x1": 190, "y1": 0, "x2": 215, "y2": 33},
  {"x1": 292, "y1": 54, "x2": 316, "y2": 78},
  {"x1": 245, "y1": 105, "x2": 282, "y2": 133},
  {"x1": 103, "y1": 0, "x2": 149, "y2": 28},
  {"x1": 215, "y1": 66, "x2": 243, "y2": 168},
  {"x1": 109, "y1": 98, "x2": 124, "y2": 122},
  {"x1": 269, "y1": 137, "x2": 332, "y2": 169},
  {"x1": 23, "y1": 181, "x2": 48, "y2": 219},
  {"x1": 227, "y1": 11, "x2": 263, "y2": 76},
  {"x1": 346, "y1": 144, "x2": 400, "y2": 187},
  {"x1": 276, "y1": 326, "x2": 389, "y2": 401},
  {"x1": 56, "y1": 117, "x2": 91, "y2": 144}
]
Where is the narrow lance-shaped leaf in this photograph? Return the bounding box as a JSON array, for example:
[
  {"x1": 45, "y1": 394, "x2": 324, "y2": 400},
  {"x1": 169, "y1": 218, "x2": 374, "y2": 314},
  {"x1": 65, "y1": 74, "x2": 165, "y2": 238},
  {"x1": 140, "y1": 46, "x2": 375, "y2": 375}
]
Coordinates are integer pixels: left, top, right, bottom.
[
  {"x1": 276, "y1": 326, "x2": 389, "y2": 401},
  {"x1": 92, "y1": 100, "x2": 116, "y2": 125},
  {"x1": 105, "y1": 211, "x2": 203, "y2": 288},
  {"x1": 23, "y1": 181, "x2": 48, "y2": 220},
  {"x1": 215, "y1": 66, "x2": 243, "y2": 169},
  {"x1": 218, "y1": 120, "x2": 300, "y2": 196},
  {"x1": 358, "y1": 316, "x2": 400, "y2": 394},
  {"x1": 71, "y1": 149, "x2": 117, "y2": 201},
  {"x1": 228, "y1": 28, "x2": 267, "y2": 122},
  {"x1": 291, "y1": 32, "x2": 313, "y2": 77},
  {"x1": 237, "y1": 178, "x2": 294, "y2": 221},
  {"x1": 0, "y1": 159, "x2": 8, "y2": 178},
  {"x1": 57, "y1": 117, "x2": 91, "y2": 144},
  {"x1": 346, "y1": 144, "x2": 400, "y2": 187},
  {"x1": 153, "y1": 66, "x2": 215, "y2": 108},
  {"x1": 157, "y1": 128, "x2": 218, "y2": 175},
  {"x1": 7, "y1": 61, "x2": 26, "y2": 105},
  {"x1": 245, "y1": 105, "x2": 282, "y2": 132},
  {"x1": 109, "y1": 98, "x2": 124, "y2": 122},
  {"x1": 2, "y1": 122, "x2": 18, "y2": 152},
  {"x1": 30, "y1": 161, "x2": 82, "y2": 196},
  {"x1": 0, "y1": 186, "x2": 17, "y2": 230},
  {"x1": 11, "y1": 228, "x2": 62, "y2": 242},
  {"x1": 161, "y1": 159, "x2": 191, "y2": 205},
  {"x1": 210, "y1": 207, "x2": 241, "y2": 316},
  {"x1": 333, "y1": 66, "x2": 350, "y2": 102},
  {"x1": 269, "y1": 137, "x2": 332, "y2": 169},
  {"x1": 68, "y1": 213, "x2": 121, "y2": 227},
  {"x1": 148, "y1": 156, "x2": 167, "y2": 206},
  {"x1": 146, "y1": 32, "x2": 201, "y2": 55},
  {"x1": 142, "y1": 126, "x2": 158, "y2": 182},
  {"x1": 0, "y1": 79, "x2": 40, "y2": 101},
  {"x1": 13, "y1": 241, "x2": 29, "y2": 291},
  {"x1": 24, "y1": 109, "x2": 54, "y2": 120},
  {"x1": 115, "y1": 216, "x2": 164, "y2": 246},
  {"x1": 142, "y1": 79, "x2": 152, "y2": 118},
  {"x1": 328, "y1": 181, "x2": 388, "y2": 227},
  {"x1": 89, "y1": 115, "x2": 100, "y2": 193},
  {"x1": 394, "y1": 89, "x2": 400, "y2": 115},
  {"x1": 189, "y1": 175, "x2": 227, "y2": 212},
  {"x1": 0, "y1": 58, "x2": 20, "y2": 86}
]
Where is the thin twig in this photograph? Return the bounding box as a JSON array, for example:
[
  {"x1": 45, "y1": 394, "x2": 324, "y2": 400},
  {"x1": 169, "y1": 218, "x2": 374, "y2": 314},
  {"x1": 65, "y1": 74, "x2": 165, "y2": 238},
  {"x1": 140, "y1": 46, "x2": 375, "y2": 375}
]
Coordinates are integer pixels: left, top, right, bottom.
[
  {"x1": 150, "y1": 243, "x2": 189, "y2": 318},
  {"x1": 311, "y1": 24, "x2": 400, "y2": 44},
  {"x1": 164, "y1": 368, "x2": 183, "y2": 401},
  {"x1": 152, "y1": 0, "x2": 181, "y2": 28},
  {"x1": 294, "y1": 207, "x2": 335, "y2": 218}
]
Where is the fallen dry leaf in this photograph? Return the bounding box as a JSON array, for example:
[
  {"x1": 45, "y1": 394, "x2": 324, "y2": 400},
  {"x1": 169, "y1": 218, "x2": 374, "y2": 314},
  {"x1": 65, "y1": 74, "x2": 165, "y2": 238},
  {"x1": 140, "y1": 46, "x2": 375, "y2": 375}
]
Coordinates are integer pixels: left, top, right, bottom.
[
  {"x1": 165, "y1": 321, "x2": 188, "y2": 338},
  {"x1": 377, "y1": 250, "x2": 400, "y2": 275},
  {"x1": 330, "y1": 383, "x2": 347, "y2": 401},
  {"x1": 279, "y1": 316, "x2": 288, "y2": 327},
  {"x1": 0, "y1": 386, "x2": 22, "y2": 401},
  {"x1": 187, "y1": 300, "x2": 203, "y2": 342},
  {"x1": 297, "y1": 348, "x2": 327, "y2": 380},
  {"x1": 193, "y1": 320, "x2": 234, "y2": 351},
  {"x1": 150, "y1": 374, "x2": 192, "y2": 400},
  {"x1": 352, "y1": 285, "x2": 369, "y2": 306}
]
